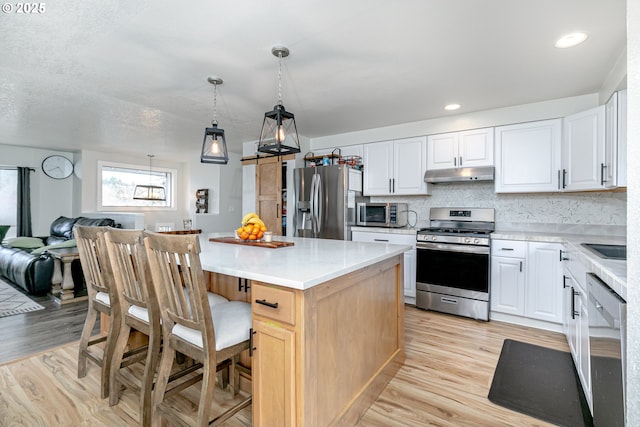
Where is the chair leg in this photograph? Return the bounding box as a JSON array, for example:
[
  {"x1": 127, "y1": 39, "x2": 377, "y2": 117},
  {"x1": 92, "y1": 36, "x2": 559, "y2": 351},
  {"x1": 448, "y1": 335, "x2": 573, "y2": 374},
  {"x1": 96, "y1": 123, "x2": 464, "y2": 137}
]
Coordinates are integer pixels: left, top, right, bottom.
[
  {"x1": 232, "y1": 355, "x2": 240, "y2": 396},
  {"x1": 77, "y1": 303, "x2": 98, "y2": 378},
  {"x1": 100, "y1": 312, "x2": 120, "y2": 399},
  {"x1": 151, "y1": 344, "x2": 176, "y2": 427},
  {"x1": 109, "y1": 322, "x2": 131, "y2": 405},
  {"x1": 140, "y1": 328, "x2": 161, "y2": 427},
  {"x1": 197, "y1": 363, "x2": 217, "y2": 427}
]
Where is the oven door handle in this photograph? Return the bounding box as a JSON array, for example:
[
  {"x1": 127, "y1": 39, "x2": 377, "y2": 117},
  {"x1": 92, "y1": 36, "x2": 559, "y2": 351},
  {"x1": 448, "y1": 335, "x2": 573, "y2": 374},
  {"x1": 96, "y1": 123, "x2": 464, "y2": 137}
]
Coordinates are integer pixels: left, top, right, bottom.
[{"x1": 417, "y1": 241, "x2": 490, "y2": 255}]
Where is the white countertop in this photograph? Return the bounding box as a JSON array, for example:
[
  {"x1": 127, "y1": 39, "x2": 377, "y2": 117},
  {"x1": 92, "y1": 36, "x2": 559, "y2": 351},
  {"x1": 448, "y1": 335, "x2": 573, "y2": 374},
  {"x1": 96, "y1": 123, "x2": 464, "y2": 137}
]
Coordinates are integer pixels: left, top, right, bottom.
[
  {"x1": 199, "y1": 233, "x2": 410, "y2": 290},
  {"x1": 491, "y1": 230, "x2": 627, "y2": 300}
]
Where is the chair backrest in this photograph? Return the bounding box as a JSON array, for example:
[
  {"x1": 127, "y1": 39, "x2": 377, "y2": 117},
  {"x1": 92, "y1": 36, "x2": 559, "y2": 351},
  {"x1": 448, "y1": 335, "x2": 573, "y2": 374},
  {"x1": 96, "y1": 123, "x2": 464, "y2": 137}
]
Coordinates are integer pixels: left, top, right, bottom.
[
  {"x1": 144, "y1": 232, "x2": 217, "y2": 356},
  {"x1": 104, "y1": 228, "x2": 157, "y2": 323},
  {"x1": 74, "y1": 225, "x2": 112, "y2": 296}
]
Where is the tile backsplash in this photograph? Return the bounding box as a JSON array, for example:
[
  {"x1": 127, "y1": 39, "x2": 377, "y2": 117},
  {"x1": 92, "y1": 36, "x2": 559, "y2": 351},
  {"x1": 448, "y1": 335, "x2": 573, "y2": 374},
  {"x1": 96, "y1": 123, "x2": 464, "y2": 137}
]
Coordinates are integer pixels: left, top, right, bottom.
[{"x1": 371, "y1": 182, "x2": 627, "y2": 229}]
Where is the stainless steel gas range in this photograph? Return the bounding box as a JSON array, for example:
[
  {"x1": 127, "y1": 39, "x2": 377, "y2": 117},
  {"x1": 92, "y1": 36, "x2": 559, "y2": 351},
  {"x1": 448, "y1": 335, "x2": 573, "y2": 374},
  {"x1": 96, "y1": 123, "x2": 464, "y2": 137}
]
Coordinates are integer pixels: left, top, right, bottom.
[{"x1": 415, "y1": 207, "x2": 495, "y2": 321}]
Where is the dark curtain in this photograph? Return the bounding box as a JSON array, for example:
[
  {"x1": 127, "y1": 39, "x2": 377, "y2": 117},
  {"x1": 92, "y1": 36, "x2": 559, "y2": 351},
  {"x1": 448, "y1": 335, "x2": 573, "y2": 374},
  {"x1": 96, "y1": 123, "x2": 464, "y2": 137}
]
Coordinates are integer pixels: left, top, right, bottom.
[{"x1": 17, "y1": 167, "x2": 32, "y2": 237}]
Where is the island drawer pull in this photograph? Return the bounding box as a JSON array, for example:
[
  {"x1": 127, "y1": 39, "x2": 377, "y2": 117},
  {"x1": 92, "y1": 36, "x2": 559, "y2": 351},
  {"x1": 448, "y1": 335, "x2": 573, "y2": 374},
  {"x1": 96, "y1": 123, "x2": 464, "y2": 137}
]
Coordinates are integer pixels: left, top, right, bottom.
[
  {"x1": 500, "y1": 247, "x2": 514, "y2": 251},
  {"x1": 255, "y1": 299, "x2": 279, "y2": 309},
  {"x1": 374, "y1": 238, "x2": 389, "y2": 242}
]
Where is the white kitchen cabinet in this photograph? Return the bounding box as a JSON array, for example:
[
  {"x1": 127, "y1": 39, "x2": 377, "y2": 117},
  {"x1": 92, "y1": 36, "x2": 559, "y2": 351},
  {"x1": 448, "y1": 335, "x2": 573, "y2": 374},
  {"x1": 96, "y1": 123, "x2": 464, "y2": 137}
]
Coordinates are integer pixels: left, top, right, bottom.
[
  {"x1": 491, "y1": 240, "x2": 526, "y2": 316},
  {"x1": 427, "y1": 128, "x2": 494, "y2": 170},
  {"x1": 363, "y1": 136, "x2": 430, "y2": 196},
  {"x1": 526, "y1": 242, "x2": 563, "y2": 323},
  {"x1": 604, "y1": 90, "x2": 627, "y2": 188},
  {"x1": 562, "y1": 106, "x2": 605, "y2": 191},
  {"x1": 562, "y1": 244, "x2": 592, "y2": 409},
  {"x1": 494, "y1": 119, "x2": 562, "y2": 193},
  {"x1": 491, "y1": 240, "x2": 563, "y2": 324},
  {"x1": 351, "y1": 230, "x2": 416, "y2": 303}
]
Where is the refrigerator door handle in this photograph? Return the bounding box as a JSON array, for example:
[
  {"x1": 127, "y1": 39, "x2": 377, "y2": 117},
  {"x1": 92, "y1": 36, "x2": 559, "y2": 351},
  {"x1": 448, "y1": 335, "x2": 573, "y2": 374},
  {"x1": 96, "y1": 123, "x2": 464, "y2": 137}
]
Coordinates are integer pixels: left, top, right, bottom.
[
  {"x1": 317, "y1": 173, "x2": 323, "y2": 234},
  {"x1": 309, "y1": 174, "x2": 318, "y2": 237}
]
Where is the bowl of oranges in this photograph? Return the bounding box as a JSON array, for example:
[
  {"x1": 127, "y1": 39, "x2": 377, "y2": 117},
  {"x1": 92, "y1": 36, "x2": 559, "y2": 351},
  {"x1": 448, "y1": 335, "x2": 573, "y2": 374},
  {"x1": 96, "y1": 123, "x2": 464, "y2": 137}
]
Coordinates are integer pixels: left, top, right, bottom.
[{"x1": 236, "y1": 212, "x2": 267, "y2": 241}]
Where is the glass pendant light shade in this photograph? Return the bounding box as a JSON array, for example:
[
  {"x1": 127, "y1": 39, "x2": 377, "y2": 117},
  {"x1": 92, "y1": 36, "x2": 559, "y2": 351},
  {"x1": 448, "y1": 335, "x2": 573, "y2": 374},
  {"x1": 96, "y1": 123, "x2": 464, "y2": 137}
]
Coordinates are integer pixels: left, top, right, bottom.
[
  {"x1": 133, "y1": 154, "x2": 167, "y2": 201},
  {"x1": 200, "y1": 76, "x2": 229, "y2": 164},
  {"x1": 258, "y1": 103, "x2": 300, "y2": 155},
  {"x1": 201, "y1": 124, "x2": 229, "y2": 164},
  {"x1": 133, "y1": 184, "x2": 166, "y2": 201},
  {"x1": 257, "y1": 46, "x2": 301, "y2": 155}
]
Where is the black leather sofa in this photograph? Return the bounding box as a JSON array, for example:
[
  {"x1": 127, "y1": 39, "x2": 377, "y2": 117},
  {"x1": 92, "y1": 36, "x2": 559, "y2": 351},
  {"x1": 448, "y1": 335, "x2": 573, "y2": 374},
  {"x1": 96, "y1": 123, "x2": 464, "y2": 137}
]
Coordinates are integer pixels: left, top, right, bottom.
[{"x1": 0, "y1": 216, "x2": 116, "y2": 294}]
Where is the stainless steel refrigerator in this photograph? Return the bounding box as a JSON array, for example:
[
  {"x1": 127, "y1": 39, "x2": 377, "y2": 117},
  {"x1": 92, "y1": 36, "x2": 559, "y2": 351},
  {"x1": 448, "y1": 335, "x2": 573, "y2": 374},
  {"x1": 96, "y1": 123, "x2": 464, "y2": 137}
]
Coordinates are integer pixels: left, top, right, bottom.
[{"x1": 293, "y1": 165, "x2": 366, "y2": 240}]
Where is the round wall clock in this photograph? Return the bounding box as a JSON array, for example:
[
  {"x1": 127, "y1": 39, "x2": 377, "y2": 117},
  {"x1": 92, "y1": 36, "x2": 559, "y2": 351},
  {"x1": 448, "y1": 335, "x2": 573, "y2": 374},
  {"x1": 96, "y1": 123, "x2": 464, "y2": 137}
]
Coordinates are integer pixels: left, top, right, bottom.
[{"x1": 42, "y1": 155, "x2": 74, "y2": 179}]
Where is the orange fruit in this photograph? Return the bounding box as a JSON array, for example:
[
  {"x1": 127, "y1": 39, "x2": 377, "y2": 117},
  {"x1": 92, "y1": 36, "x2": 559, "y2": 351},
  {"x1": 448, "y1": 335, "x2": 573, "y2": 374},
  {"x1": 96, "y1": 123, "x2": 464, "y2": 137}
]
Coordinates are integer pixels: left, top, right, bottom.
[
  {"x1": 252, "y1": 227, "x2": 259, "y2": 235},
  {"x1": 257, "y1": 231, "x2": 264, "y2": 239},
  {"x1": 260, "y1": 226, "x2": 267, "y2": 232},
  {"x1": 240, "y1": 232, "x2": 249, "y2": 240},
  {"x1": 236, "y1": 227, "x2": 243, "y2": 234},
  {"x1": 248, "y1": 234, "x2": 257, "y2": 240},
  {"x1": 243, "y1": 225, "x2": 253, "y2": 233}
]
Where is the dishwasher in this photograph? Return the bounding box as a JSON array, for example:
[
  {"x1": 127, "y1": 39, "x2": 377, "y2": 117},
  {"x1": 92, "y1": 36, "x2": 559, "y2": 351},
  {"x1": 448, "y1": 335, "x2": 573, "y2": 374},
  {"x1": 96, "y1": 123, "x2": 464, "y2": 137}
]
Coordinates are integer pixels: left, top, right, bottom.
[{"x1": 587, "y1": 273, "x2": 626, "y2": 426}]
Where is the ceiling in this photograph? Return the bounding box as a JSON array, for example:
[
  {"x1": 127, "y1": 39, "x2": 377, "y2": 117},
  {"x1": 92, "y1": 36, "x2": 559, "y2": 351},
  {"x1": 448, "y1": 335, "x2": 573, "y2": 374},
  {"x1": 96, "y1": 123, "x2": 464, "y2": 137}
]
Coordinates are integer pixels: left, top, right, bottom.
[{"x1": 0, "y1": 0, "x2": 626, "y2": 161}]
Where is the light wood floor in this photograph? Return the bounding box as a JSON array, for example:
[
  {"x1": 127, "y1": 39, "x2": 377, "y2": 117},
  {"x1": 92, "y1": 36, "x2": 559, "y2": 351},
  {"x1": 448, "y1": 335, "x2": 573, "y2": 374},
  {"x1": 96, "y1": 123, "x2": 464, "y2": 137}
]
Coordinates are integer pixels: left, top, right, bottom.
[{"x1": 0, "y1": 306, "x2": 568, "y2": 426}]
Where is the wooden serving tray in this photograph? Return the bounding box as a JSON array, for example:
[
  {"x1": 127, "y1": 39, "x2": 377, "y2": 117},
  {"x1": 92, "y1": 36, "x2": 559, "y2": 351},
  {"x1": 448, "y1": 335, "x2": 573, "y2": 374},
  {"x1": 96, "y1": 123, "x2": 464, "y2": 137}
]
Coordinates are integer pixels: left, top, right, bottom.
[{"x1": 209, "y1": 237, "x2": 295, "y2": 249}]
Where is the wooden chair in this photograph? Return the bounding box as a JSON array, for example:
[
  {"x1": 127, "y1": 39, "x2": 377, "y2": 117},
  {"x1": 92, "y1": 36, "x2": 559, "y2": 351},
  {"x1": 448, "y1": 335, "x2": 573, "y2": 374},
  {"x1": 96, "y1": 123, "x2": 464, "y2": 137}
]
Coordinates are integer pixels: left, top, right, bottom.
[
  {"x1": 144, "y1": 231, "x2": 252, "y2": 427},
  {"x1": 103, "y1": 228, "x2": 160, "y2": 427},
  {"x1": 74, "y1": 225, "x2": 120, "y2": 399}
]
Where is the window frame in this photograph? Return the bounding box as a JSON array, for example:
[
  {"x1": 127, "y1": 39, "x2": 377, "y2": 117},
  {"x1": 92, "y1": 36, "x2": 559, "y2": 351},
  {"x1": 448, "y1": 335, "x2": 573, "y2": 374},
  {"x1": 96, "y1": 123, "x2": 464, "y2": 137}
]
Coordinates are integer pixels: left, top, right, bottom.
[{"x1": 97, "y1": 160, "x2": 178, "y2": 212}]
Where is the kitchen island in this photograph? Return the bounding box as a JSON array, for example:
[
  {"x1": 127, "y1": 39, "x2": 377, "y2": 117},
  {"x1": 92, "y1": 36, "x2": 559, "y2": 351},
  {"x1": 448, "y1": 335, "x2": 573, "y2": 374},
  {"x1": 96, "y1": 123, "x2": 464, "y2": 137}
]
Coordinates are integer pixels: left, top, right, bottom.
[{"x1": 199, "y1": 234, "x2": 408, "y2": 427}]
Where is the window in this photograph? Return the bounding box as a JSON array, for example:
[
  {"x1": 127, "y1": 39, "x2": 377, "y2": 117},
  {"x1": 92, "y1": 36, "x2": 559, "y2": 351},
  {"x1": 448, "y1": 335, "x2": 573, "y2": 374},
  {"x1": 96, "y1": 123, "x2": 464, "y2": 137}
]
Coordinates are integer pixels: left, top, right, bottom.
[
  {"x1": 0, "y1": 168, "x2": 17, "y2": 239},
  {"x1": 98, "y1": 161, "x2": 176, "y2": 210}
]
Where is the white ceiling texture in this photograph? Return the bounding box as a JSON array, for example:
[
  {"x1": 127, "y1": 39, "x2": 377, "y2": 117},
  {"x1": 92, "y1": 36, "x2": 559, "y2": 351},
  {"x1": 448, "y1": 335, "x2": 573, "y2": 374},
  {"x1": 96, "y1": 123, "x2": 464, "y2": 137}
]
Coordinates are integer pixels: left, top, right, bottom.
[{"x1": 0, "y1": 0, "x2": 626, "y2": 160}]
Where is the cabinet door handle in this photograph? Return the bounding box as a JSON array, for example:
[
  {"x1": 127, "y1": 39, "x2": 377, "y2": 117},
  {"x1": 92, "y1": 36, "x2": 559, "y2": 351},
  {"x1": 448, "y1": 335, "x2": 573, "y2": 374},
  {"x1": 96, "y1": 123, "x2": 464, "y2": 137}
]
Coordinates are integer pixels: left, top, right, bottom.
[
  {"x1": 392, "y1": 179, "x2": 395, "y2": 193},
  {"x1": 454, "y1": 157, "x2": 457, "y2": 167},
  {"x1": 374, "y1": 238, "x2": 390, "y2": 242},
  {"x1": 389, "y1": 179, "x2": 392, "y2": 193},
  {"x1": 558, "y1": 170, "x2": 562, "y2": 190},
  {"x1": 601, "y1": 163, "x2": 607, "y2": 186},
  {"x1": 519, "y1": 261, "x2": 523, "y2": 272},
  {"x1": 559, "y1": 249, "x2": 569, "y2": 261},
  {"x1": 571, "y1": 288, "x2": 577, "y2": 319},
  {"x1": 249, "y1": 328, "x2": 256, "y2": 357},
  {"x1": 500, "y1": 248, "x2": 514, "y2": 251},
  {"x1": 563, "y1": 275, "x2": 569, "y2": 288},
  {"x1": 255, "y1": 299, "x2": 279, "y2": 309},
  {"x1": 562, "y1": 169, "x2": 567, "y2": 189},
  {"x1": 459, "y1": 156, "x2": 463, "y2": 166}
]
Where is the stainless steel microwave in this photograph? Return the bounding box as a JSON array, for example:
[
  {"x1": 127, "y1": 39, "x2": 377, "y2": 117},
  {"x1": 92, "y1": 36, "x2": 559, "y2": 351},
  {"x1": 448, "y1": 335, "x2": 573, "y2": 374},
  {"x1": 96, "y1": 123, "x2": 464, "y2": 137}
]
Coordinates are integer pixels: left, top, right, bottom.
[{"x1": 356, "y1": 203, "x2": 408, "y2": 228}]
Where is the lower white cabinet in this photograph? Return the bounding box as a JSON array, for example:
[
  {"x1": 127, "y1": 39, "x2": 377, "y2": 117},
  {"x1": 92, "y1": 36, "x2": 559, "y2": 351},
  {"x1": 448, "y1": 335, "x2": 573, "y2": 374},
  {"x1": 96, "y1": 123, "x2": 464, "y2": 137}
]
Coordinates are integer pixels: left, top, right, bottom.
[
  {"x1": 562, "y1": 246, "x2": 592, "y2": 410},
  {"x1": 491, "y1": 240, "x2": 563, "y2": 323},
  {"x1": 352, "y1": 230, "x2": 416, "y2": 302}
]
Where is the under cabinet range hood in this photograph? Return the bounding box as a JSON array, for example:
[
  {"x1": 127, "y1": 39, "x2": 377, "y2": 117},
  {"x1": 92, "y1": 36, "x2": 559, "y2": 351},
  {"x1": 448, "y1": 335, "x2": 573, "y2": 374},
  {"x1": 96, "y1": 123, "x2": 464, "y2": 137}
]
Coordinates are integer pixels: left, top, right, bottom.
[{"x1": 424, "y1": 166, "x2": 495, "y2": 183}]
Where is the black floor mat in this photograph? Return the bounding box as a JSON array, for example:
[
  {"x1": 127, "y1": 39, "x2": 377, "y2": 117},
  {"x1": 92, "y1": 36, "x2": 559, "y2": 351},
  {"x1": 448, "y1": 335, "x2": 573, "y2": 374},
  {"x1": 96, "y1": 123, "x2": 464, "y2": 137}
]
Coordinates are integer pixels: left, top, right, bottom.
[{"x1": 488, "y1": 339, "x2": 593, "y2": 427}]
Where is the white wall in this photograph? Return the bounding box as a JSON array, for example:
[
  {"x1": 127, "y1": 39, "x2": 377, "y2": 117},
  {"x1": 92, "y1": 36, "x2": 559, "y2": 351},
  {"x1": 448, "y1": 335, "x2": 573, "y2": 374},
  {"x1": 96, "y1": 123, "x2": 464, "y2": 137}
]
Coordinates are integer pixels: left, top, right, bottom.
[
  {"x1": 626, "y1": 0, "x2": 639, "y2": 424},
  {"x1": 0, "y1": 144, "x2": 75, "y2": 235},
  {"x1": 187, "y1": 151, "x2": 243, "y2": 232}
]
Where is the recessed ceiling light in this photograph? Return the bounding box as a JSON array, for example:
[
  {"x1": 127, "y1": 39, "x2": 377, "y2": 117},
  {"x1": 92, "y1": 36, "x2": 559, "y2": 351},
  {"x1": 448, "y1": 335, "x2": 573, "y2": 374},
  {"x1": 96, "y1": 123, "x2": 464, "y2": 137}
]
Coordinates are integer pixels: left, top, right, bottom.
[
  {"x1": 555, "y1": 32, "x2": 588, "y2": 48},
  {"x1": 444, "y1": 104, "x2": 461, "y2": 111}
]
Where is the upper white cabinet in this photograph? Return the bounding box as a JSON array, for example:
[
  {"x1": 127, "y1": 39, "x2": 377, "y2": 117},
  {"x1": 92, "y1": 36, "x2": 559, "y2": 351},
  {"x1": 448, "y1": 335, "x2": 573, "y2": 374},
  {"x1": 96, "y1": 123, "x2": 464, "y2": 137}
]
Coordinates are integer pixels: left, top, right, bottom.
[
  {"x1": 604, "y1": 90, "x2": 627, "y2": 188},
  {"x1": 495, "y1": 119, "x2": 562, "y2": 193},
  {"x1": 562, "y1": 106, "x2": 605, "y2": 191},
  {"x1": 427, "y1": 128, "x2": 494, "y2": 170},
  {"x1": 363, "y1": 136, "x2": 430, "y2": 196}
]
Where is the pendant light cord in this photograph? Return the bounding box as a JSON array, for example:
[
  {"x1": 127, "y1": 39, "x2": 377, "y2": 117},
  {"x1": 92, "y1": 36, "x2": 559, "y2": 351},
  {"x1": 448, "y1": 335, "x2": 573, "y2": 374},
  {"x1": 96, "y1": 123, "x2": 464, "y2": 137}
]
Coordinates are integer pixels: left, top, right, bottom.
[
  {"x1": 277, "y1": 51, "x2": 283, "y2": 106},
  {"x1": 212, "y1": 83, "x2": 218, "y2": 126}
]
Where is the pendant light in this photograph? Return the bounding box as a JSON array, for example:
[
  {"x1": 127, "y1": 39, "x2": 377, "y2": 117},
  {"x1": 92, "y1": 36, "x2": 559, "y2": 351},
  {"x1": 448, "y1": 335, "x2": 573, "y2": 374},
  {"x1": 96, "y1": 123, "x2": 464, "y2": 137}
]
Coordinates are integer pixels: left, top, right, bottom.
[
  {"x1": 201, "y1": 76, "x2": 229, "y2": 164},
  {"x1": 257, "y1": 46, "x2": 301, "y2": 155},
  {"x1": 133, "y1": 154, "x2": 166, "y2": 201}
]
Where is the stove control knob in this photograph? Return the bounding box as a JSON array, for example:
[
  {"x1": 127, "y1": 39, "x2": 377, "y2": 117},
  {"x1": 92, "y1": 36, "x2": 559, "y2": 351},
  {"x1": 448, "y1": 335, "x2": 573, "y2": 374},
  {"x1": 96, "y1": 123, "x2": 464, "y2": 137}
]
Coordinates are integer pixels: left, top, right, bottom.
[
  {"x1": 474, "y1": 239, "x2": 480, "y2": 244},
  {"x1": 432, "y1": 236, "x2": 437, "y2": 241},
  {"x1": 464, "y1": 237, "x2": 471, "y2": 243}
]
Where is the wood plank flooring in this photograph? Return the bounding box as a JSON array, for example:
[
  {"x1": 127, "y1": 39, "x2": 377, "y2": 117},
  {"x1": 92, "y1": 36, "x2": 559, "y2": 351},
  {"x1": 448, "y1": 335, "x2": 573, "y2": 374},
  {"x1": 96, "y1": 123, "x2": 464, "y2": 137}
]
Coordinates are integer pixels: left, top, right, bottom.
[
  {"x1": 0, "y1": 306, "x2": 569, "y2": 426},
  {"x1": 0, "y1": 284, "x2": 97, "y2": 364}
]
